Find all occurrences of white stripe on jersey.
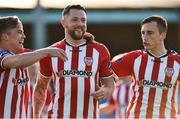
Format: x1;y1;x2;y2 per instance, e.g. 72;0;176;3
15;70;22;118
152;57;167;118
165;60;179;117
139;55;154;117
129;55;142;118
4;69;16;117
51;57;59;118
133;55;141;100
174;61;180;110
173;61;180;83
76;46;86;117
27;80;32;118
63;45;72;117
52;57;58;75
88;48;99;118
0;71;5;88
120;84;130;118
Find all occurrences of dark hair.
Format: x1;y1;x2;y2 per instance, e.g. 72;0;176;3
62;5;87;17
141;15;168;33
0;16;21;35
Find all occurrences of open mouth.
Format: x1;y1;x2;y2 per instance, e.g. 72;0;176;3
143;42;149;46
75;28;82;32
19;41;24;45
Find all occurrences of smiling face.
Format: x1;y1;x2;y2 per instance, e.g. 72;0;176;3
4;22;26;53
62;9;87;40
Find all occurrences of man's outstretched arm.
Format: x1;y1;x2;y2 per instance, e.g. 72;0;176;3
2;48;67;68
33;74;51;118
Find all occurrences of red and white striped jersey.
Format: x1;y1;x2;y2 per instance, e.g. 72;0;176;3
108;82;131;118
27;83;33;118
39;39;113;118
111;49;180;118
0;49;30;118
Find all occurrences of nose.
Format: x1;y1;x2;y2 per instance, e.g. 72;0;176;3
76;19;84;26
141;34;148;42
22;33;26;39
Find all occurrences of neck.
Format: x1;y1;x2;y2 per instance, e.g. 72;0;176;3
148;45;167;57
65;35;85;47
0;43;17;54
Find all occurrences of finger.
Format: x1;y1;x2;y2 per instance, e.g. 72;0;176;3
58;53;67;61
58;49;68;61
60;52;68;61
83;32;95;41
95;94;104;101
91;90;104;98
95;84;100;91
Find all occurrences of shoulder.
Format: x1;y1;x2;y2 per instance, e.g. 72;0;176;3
128;49;145;56
168;49;180;63
51;39;65;48
0;49;12;57
168;49;179;56
112;50;144;62
88;41;109;51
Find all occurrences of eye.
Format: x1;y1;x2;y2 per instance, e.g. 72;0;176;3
81;18;86;23
72;18;78;22
18;30;23;34
141;31;145;35
147;31;153;35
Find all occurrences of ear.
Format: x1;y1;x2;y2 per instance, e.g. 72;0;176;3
160;32;167;41
1;33;8;41
60;19;65;28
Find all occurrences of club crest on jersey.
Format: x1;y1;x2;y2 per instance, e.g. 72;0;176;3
84;57;93;66
164;67;174;77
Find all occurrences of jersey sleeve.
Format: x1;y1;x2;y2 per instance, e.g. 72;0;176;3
108;95;115;105
0;50;12;71
111;52;135;77
99;45;113;78
39;57;53;77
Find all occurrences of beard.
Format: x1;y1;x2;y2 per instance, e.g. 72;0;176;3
68;27;86;40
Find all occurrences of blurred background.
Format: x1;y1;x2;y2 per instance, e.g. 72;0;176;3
0;0;179;58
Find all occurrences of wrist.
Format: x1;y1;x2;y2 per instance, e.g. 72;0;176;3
33;112;41;118
36;48;49;58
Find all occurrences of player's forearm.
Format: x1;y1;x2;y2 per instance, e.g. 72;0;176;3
2;48;50;68
33;76;51;118
33;92;46;118
102;77;115;98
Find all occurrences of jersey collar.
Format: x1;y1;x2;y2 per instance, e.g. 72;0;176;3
64;39;88;47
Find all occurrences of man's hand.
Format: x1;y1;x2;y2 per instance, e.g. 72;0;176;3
83;32;95;41
91;84;108;101
40;48;68;61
